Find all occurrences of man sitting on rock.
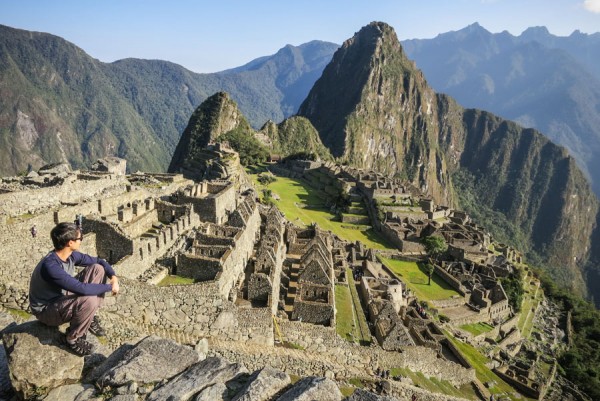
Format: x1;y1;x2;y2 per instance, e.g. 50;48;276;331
28;222;119;356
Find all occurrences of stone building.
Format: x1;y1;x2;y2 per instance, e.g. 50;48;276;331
248;207;286;313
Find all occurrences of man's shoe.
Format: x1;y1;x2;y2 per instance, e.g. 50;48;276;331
67;336;93;356
89;316;106;337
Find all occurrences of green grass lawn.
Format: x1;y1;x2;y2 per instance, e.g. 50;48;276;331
444;331;532;400
335;284;355;341
460;322;494;336
157;275;195;286
390;367;477;399
518;278;542;339
378;257;461;301
335;270;371;344
252;174;392;249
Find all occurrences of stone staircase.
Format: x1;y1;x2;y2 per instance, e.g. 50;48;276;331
284;264;300;317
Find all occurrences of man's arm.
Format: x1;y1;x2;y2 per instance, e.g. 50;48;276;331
40;259;112;296
72;251;116;277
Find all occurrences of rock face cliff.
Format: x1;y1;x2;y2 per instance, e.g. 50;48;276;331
298;22;454;205
299;22;600;296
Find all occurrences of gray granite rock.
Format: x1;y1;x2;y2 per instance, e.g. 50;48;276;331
231;366;291;401
44;384;95;401
97;336;201;387
1;321;84;399
147;356;248;401
193;382;228;401
276;376;342;401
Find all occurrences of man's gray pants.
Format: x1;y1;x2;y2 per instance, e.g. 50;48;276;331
34;264;106;341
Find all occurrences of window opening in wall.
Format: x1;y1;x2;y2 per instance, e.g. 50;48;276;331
148;243;151;254
139;248;143;260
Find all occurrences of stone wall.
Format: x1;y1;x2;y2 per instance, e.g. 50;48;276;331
177;253;223;281
85;219;133;265
178;181;236;224
434;265;467;296
105;278;273;345
119;208;158;238
0;173;129;217
177;205;260;299
114;213;200;279
276;320;475;386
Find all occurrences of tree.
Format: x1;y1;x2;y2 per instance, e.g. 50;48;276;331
424;263;435;285
422;236;448;259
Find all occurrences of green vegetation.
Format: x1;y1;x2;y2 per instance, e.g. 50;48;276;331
422;235;448;258
4;307;32;320
460;322;494;336
335;272;371;344
265;116;333;161
378;257;460;301
157;275;195;286
335;284;355;341
389;367;477;399
444;332;521;399
540;273;600;400
251;174;391;249
500;270;525;312
218;127;269;166
257;172;276;185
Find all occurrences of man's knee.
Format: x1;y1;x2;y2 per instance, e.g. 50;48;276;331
76;295;101;316
80;263;106;284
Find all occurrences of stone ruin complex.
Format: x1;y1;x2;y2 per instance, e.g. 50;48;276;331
0;154;572;400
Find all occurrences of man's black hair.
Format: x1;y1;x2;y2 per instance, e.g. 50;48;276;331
50;222;80;250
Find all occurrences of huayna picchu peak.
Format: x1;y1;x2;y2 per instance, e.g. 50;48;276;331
298;22;454;206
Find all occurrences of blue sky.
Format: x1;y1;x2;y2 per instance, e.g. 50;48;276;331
1;0;599;73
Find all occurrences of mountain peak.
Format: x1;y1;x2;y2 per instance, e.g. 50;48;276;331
167;91;250;176
520;26;551;40
298;21;451;204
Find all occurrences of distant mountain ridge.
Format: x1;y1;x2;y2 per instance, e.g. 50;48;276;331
402;23;600;196
0;23;338;175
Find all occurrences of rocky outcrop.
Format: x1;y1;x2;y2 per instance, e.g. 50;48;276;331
257;116;333;160
277;376;342;401
1;321;84;399
1;320;455;401
231;366;290;401
168;92;253;177
95;336;201;387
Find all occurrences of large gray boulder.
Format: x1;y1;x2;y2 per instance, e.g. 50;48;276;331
97;335;201;387
147;356;248;401
1;321;84;399
43;383;96;401
276;376;342;401
231;366;291;401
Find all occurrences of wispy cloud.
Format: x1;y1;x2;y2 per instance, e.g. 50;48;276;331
583;0;600;13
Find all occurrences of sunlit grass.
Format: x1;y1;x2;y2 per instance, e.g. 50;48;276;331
460;322;494;336
251;173;393;249
378;257;460;301
444;331;530;400
157;275;195;286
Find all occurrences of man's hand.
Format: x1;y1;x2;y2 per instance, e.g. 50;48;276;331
110;276;120;296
